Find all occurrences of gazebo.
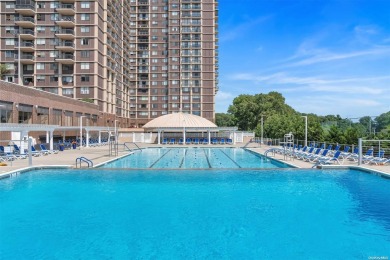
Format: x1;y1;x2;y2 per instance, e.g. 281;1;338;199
143;112;238;144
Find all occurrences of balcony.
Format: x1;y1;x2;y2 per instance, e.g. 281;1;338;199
138;0;149;5
55;41;75;51
55;29;75;40
15;4;35;16
19;29;35;40
55;16;75;27
19;54;35;64
55;54;74;64
15;17;35;28
55;4;75;15
15;42;35;52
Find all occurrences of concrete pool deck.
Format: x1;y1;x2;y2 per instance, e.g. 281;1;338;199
1;143;389;176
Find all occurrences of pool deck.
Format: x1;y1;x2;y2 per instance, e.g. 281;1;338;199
1;142;389;177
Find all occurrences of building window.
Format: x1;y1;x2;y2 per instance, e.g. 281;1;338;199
37;2;45;8
5;51;14;58
52;109;62;125
51;14;59;21
36;63;45;70
37;75;46;82
81;63;90;69
81;26;90;33
81;50;90;57
5;39;15;45
81;1;90;8
36;39;46;45
81;75;90;82
50;2;60;8
62;88;74;95
18;105;33;124
80;87;89;94
81;14;90;21
0;102;13;123
81;38;89;45
50;76;59;82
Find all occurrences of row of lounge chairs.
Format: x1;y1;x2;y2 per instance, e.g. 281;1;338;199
162;138;233;145
272;143;390;167
0;144;58;162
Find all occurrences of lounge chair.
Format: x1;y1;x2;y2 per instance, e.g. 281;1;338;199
302;148;322;161
185;138;192;145
169;138;175;144
296;147;315;160
31;146;48;156
193;138;199;145
211;138;218;144
178;138;184;145
220;138;226;145
40;144;59;154
226;138;233;145
203;138;209;144
309;149;329;162
162;138;168;145
365;150;385;165
313;151;342;167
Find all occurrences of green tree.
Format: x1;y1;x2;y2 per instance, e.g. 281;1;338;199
375;111;390;132
215;113;235;127
0;64;10;79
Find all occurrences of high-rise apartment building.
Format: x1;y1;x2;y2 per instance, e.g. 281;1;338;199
0;0;218;127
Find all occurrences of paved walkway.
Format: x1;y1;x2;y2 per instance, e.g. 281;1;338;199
1;143;389;176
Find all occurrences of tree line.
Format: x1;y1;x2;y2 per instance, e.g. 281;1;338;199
216;92;390;144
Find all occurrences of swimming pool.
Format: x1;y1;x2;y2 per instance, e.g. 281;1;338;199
0;168;389;259
101;148;289;169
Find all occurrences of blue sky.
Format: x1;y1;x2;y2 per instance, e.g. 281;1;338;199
216;0;390;118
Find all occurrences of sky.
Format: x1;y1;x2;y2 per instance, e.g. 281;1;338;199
216;0;390;118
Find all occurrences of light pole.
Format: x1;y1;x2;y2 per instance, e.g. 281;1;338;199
114;119;119;143
301;116;308;147
79;116;86;149
261;115;264;145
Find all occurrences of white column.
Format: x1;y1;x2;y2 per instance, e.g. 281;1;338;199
208;130;211;145
233;131;236;144
63;131;65;143
183;128;186;144
86;131;90;147
46;131;50;144
98;131;101;144
50;131;54;150
157;130;161;144
20;131;28;154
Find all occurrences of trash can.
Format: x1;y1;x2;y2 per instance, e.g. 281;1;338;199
72;143;77;149
59;145;65;152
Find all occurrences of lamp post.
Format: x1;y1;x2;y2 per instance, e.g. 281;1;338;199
79;116;86;149
261;115;264;145
114;119;119;143
301;116;308;147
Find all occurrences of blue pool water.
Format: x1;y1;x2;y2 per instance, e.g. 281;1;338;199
102;148;288;168
1;168;389;259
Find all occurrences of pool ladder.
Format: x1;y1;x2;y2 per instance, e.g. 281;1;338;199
76;157;93;168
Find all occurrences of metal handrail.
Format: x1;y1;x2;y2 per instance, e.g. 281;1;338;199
123;142;141;152
75;156;93;168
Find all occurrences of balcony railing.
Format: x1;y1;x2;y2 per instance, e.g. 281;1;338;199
56;29;74;34
57;4;74;9
19;54;35;59
18;29;34;35
58;54;74;59
15;4;35;10
18;42;35;47
15;17;35;23
58;16;74;22
56;42;75;47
